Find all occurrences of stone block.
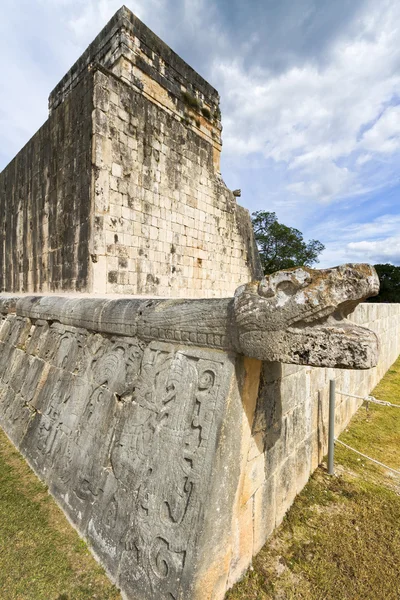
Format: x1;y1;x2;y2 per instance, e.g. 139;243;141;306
253;475;276;554
275;453;297;527
227;497;254;588
253;377;282;435
0;2;397;598
280;368;309;414
247;430;265;461
111;162;123;178
296;435;312;494
241;453;266;505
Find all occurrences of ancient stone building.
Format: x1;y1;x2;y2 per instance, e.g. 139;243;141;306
0;7;396;600
0;6;261;297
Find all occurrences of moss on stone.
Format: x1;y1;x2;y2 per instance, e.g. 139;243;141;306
182;90;201;109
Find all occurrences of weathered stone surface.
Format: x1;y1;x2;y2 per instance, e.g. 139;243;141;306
0;73;93;293
234;263;380;368
0;290;398;600
15;263;380;369
0;7;261;297
0;304;246;600
0;6;393;600
248;301;400;569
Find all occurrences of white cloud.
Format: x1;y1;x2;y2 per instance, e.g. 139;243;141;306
2;0;400;271
356;153;372;166
342;214;400;240
347;237;400;263
314;213;400;267
361;105;400;153
214;0;400;204
67;1;125;40
65;0;163;42
37;0;167;45
0;0;169;169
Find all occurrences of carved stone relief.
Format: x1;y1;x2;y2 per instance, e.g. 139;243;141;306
0;260;382;600
0;315;231;599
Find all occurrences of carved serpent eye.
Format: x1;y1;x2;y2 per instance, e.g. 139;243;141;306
275;280;301;295
258;269;312;298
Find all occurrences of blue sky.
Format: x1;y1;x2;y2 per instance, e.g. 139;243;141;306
1;0;400;268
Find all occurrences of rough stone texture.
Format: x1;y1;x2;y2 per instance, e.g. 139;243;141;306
90;66;260;296
245;301;400;566
0;287;394;600
0;73;93;293
233;263;380;367
10;263;379;369
48;7;220;132
0;299;252;600
0;6;393;599
0;7;262;296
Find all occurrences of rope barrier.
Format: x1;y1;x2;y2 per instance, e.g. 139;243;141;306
328;379;400;477
335;439;400;477
336;390;400;409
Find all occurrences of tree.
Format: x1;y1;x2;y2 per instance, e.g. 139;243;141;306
252;211;325;275
368;264;400;303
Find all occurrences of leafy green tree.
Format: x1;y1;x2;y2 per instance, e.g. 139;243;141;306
368;264;400;303
252;211;325;275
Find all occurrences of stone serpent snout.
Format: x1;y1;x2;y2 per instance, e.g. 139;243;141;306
233;263;380;368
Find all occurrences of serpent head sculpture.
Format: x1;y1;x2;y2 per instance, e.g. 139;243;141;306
233;263;380;368
10;263;380;369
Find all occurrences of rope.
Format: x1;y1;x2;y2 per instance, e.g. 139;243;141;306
335;439;400;477
336;390;400;409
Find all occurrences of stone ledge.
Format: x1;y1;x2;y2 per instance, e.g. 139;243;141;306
0;262;381;368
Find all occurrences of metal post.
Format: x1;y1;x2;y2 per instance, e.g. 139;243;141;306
328;379;336;475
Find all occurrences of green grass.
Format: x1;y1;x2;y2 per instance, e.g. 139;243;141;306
226;356;400;600
0;432;121;600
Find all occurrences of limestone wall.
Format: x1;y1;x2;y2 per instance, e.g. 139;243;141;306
49;7;222;167
240;302;400;569
0;297;398;599
91;68;258;296
0;7;261;297
0;74;93;293
0;295;257;600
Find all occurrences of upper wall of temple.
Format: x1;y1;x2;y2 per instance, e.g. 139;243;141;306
0;6;262;296
0;73;93;293
48;6;222;165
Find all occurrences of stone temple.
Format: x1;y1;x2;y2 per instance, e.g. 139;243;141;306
0;6;261;297
0;6;399;600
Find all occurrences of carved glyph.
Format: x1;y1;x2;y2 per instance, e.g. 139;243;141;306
107;343;227;599
0;311;232;599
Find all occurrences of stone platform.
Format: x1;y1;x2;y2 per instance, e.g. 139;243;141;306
0;262;394;600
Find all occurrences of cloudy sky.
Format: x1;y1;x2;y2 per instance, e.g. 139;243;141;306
1;0;400;268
